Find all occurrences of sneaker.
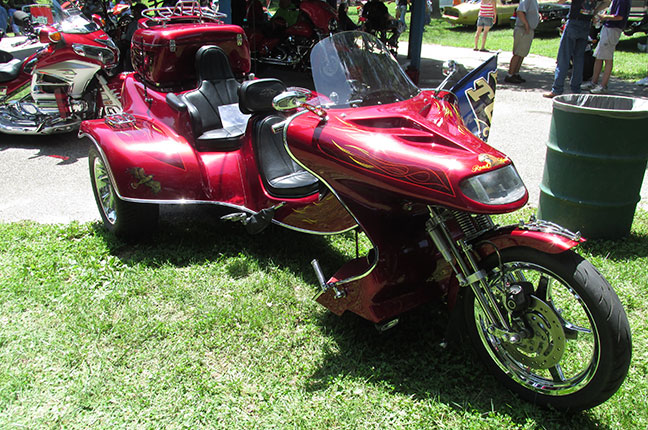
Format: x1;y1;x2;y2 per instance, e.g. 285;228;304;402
581;81;596;90
638;42;647;52
590;84;607;94
514;74;526;83
543;92;558;98
636;77;648;86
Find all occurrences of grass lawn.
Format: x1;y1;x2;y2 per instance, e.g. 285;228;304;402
0;208;646;428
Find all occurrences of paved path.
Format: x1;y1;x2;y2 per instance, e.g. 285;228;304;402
0;42;646;223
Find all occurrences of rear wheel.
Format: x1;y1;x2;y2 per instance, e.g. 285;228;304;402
89;147;159;238
463;247;631;411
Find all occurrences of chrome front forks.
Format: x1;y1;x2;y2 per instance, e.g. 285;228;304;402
425;206;521;343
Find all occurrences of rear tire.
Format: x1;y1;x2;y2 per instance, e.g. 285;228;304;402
463;247;631;411
89;146;159;238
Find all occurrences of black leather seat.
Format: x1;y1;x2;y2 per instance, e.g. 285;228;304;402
0;57;22;83
254;116;319;198
167;45;243;151
238;78;319;198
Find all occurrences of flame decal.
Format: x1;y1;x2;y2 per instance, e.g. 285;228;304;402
329;139;454;196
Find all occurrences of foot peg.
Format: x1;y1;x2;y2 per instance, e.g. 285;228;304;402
221;202;285;235
311;259;346;299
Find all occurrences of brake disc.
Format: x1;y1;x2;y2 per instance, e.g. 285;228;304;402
501;296;566;369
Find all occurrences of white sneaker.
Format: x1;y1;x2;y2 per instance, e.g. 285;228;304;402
581;81;596;90
590;84;607;94
636;77;648;86
638;43;647;52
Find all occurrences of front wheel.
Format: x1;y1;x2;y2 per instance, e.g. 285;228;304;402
89;147;159;238
463;247;631;411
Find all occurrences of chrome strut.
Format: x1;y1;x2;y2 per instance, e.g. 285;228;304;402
426;206;516;338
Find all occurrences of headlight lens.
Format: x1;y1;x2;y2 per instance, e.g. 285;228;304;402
72;43;117;65
460;164;526;205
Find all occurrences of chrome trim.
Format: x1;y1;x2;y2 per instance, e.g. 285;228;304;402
80;130;354;236
280;109;378;288
518;216;582;242
0;110;81;135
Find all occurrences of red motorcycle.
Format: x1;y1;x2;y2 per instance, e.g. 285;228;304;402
80;31;631;411
0;0;121;135
245;0;338;69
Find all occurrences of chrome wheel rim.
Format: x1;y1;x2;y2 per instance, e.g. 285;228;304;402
475;261;600;396
92;155;117;225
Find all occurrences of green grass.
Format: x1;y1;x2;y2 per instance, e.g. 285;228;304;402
0;209;647;428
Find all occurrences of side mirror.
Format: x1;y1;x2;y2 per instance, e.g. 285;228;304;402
272;89;327;120
442;60;457;77
92;14;105;27
272;90;309;111
435;59;459;96
38;26;62;44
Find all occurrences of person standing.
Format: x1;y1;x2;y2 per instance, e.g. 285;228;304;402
544;0;610;98
474;0;497;52
396;0;408;31
504;0;539;83
581;0;630;93
0;1;8;35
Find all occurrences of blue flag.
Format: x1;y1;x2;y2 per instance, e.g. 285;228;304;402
450;54;498;142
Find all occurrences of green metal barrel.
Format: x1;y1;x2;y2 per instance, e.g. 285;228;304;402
538;94;648;239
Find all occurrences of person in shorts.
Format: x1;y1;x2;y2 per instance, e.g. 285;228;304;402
581;0;630;93
505;0;539;83
474;0;496;52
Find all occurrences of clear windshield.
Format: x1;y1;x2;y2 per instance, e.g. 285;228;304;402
25;0;100;34
310;31;420;108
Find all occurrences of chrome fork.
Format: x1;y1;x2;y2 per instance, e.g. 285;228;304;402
425;206;521;343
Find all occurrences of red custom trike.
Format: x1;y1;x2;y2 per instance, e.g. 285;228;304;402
80;26;631;411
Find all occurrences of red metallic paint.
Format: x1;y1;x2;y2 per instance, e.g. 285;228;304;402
285;90;529;215
131;23;250;89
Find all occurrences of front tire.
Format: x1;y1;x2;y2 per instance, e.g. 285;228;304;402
463;247;631;411
89;147;159;238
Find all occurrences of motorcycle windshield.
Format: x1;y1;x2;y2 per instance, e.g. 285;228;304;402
26;0;100;34
310;31;420;108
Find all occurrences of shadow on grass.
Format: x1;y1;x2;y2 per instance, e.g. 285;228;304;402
308;303;610;429
91;204;353;287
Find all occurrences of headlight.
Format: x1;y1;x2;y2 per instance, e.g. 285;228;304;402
460;164;526;205
72;43;118;65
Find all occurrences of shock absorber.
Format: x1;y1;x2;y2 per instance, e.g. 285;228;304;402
425;206;515;337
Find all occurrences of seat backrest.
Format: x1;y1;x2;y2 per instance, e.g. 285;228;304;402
181;45;240;137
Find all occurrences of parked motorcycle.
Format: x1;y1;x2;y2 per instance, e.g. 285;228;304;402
245;0;338;69
0;0;121;135
80;31;631;411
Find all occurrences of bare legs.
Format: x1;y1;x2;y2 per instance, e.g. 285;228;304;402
508;54;523;75
591;59;614;88
474;26;491;50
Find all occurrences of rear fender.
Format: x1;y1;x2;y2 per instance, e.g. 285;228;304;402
80;115;206;202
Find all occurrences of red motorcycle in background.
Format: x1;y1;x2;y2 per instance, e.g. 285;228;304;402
0;0;122;135
79;30;631;411
244;0;338;69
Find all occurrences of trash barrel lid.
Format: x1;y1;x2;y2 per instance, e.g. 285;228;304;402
553;94;648;119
